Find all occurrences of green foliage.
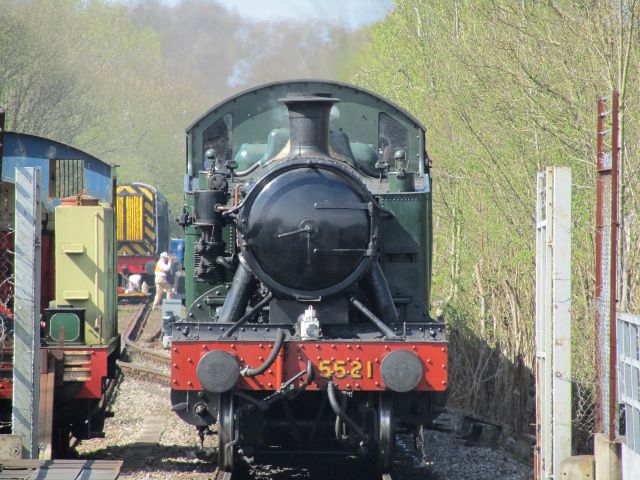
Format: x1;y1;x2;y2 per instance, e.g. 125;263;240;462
0;0;187;220
0;0;363;234
354;0;640;437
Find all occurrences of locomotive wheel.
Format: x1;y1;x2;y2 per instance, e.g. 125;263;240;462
218;392;236;472
377;392;395;474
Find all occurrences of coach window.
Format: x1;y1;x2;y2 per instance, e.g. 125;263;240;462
202;113;233;169
378;112;408;171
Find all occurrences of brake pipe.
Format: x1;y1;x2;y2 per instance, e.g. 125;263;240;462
236;360;314;411
241;328;285;377
327;380;365;439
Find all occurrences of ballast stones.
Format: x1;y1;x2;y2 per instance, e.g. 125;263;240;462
196;350;240;393
380;350;424;392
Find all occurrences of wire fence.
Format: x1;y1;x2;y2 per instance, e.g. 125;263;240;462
0;224;14;431
0;227;14;343
573;375;596;453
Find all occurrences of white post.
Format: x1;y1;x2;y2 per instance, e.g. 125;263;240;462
536;167;572;478
11;166;42;459
535;170;551;478
550;167;572;473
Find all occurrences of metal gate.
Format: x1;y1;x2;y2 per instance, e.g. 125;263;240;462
535;167;572;479
618;311;640;478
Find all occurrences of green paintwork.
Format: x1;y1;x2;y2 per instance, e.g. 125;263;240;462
49;312;82;342
183;80;433;319
184;224;201;307
388;172;416;192
378;191;432;319
234;131;382;174
349;142;378;170
54;204;117;345
235;143;268;170
186;80;426;177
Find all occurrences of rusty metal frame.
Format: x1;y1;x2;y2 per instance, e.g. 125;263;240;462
38;351;57;460
609;92;620;441
595;93;620;441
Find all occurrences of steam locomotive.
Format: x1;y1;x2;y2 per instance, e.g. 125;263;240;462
171;80;447;474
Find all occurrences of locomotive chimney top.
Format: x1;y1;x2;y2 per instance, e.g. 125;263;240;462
280;93;340;158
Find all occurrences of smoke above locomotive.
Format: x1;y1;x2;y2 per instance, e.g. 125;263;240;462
172;80;447;475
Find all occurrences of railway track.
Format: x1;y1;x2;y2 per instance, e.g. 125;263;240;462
113;303;398;480
101;303;528;479
115;300;171;386
114;303;401;480
116;359;170;384
210;468;395;480
212;470;233;480
127;340;171;368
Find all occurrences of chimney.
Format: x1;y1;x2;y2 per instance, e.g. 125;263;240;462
280;93;339;158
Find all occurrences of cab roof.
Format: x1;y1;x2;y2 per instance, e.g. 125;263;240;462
186;79;426;134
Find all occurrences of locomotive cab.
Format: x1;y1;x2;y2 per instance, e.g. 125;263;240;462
172;80;447;474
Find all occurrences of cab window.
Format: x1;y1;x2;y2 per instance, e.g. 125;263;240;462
202;113;233;168
378;113;408;170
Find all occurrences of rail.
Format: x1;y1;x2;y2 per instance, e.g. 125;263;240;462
126;339;171;365
121;301;150;352
116;300;170;385
211;468;393;480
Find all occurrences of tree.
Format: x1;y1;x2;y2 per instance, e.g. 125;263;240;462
354;0;640;443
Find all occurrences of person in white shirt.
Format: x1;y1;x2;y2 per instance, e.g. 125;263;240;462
153;252;173;309
126;273;142;293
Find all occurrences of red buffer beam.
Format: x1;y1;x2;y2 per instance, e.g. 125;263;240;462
172;341;448;392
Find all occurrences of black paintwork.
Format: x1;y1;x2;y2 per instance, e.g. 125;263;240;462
172;320;446;342
241;163;372;296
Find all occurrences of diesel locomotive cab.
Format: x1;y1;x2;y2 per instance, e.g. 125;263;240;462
172;81;447;474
